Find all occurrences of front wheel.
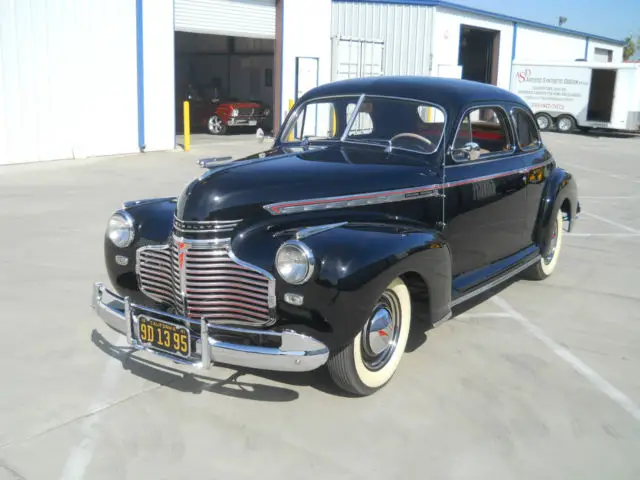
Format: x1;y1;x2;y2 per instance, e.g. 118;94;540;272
327;277;412;396
523;209;564;280
556;115;576;133
207;115;227;135
536;113;553;131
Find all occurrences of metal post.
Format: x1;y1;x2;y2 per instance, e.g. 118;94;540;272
183;100;191;152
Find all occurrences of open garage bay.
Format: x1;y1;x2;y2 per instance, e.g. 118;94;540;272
0;132;639;479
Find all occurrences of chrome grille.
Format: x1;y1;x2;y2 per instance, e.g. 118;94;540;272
136;238;274;327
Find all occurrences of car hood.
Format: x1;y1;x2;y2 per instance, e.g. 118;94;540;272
175;144;441;222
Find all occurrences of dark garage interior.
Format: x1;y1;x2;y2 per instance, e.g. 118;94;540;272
458;25;500;85
174;31;275;135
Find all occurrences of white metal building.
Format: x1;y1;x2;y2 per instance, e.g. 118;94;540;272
0;0;624;166
331;0;624;89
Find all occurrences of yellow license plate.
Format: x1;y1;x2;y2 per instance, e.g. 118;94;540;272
137;315;191;357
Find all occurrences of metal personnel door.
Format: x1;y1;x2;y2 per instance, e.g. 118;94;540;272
332;38;384;81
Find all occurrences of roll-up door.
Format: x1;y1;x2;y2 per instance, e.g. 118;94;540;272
174;0;275;39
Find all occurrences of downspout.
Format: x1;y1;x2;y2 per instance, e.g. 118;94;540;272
509;22;517;90
584;37;590;60
136;0;146;151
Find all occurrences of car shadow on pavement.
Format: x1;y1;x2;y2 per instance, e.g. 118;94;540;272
90;277;523;401
90;329;299;402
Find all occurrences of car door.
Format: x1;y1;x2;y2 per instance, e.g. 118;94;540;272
509;105;551;247
442;104;528;282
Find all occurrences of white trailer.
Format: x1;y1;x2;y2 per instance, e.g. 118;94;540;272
509;60;640;133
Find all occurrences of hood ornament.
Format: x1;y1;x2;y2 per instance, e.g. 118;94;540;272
197;156;234;168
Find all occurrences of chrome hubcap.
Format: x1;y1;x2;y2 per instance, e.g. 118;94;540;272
208;117;222;133
361;291;402;371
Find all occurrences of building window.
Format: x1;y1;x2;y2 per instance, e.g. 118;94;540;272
594;47;613;63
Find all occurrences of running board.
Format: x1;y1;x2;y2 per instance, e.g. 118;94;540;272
450;255;541;308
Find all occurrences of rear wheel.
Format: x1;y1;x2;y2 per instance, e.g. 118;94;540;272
327;277;412;396
524;209;564;280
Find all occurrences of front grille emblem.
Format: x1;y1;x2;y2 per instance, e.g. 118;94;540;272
177;241;189;298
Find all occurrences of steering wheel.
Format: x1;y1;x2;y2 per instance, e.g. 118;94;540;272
389;132;434;147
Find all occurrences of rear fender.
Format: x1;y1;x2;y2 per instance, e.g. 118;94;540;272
535;167;578;256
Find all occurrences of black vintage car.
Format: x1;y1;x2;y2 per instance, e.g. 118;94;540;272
92;76;580;396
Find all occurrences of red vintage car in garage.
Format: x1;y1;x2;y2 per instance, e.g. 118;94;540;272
180;84;271;135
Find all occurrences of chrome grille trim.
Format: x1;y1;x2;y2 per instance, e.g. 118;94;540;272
173;217;242;234
136;235;275;327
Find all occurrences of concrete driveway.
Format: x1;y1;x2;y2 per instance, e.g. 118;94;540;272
0;132;639;480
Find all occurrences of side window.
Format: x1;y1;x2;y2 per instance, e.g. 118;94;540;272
512;108;541;150
452;107;513;162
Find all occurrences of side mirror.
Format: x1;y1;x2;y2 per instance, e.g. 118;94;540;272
451;142;481;162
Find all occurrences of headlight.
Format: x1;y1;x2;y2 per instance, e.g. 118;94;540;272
107;210;135;248
263;108;271;116
231;108;239;117
275;240;315;285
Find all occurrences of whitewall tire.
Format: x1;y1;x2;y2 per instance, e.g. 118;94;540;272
524;209;564;280
327;277;412;396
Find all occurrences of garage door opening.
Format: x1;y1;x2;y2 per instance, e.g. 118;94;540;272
174;32;275;138
458;25;500;85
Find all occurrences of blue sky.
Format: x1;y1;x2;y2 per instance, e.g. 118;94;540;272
449;0;639;42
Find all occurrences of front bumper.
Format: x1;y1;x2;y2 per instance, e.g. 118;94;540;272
228;116;264;127
91;282;329;372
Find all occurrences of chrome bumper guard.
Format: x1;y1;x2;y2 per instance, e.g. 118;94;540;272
91;282;329;372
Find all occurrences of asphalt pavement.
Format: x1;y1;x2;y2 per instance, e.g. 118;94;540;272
0;131;639;480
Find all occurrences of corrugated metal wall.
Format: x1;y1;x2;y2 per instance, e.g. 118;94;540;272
175;0;275;39
0;0;139;165
331;2;434;78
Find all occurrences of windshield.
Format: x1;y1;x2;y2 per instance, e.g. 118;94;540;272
279;94;446;154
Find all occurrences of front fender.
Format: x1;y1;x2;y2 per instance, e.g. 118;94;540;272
104;198;176;303
535;166;578;256
232;222;452;350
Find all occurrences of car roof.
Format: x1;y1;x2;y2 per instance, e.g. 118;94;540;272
298;75;527;113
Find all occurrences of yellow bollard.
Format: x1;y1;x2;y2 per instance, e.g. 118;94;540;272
287;99;295;141
183;100;190;152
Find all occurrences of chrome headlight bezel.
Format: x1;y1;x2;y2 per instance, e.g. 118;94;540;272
106;209;135;248
275;240;315;285
231;108;239;117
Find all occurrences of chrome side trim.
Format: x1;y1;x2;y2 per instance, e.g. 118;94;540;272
263;159;553;216
90;283;329;373
450;255;540;308
264;185;441;215
295;222;348;240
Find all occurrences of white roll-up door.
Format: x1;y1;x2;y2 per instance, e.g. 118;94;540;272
175;0;275;39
